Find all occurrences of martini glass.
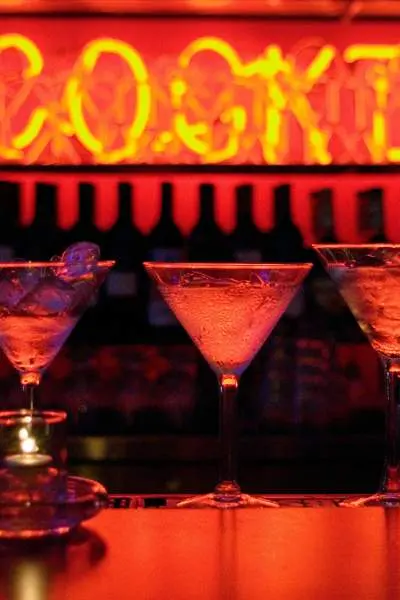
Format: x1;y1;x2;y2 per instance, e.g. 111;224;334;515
0;243;115;537
0;247;114;410
144;262;312;508
314;244;400;507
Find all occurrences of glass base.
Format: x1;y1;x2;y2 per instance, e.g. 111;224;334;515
177;493;279;509
340;492;400;508
0;475;108;539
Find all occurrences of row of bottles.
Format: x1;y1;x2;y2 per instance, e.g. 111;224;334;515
0;179;388;253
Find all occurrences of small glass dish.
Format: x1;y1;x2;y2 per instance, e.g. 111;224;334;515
0;411;107;538
0;475;108;539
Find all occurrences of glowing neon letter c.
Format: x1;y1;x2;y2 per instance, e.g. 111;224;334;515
66;38;151;164
0;34;47;159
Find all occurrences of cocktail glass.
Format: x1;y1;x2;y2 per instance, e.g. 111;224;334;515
0;251;114;410
0;243;115;537
144;262;312;508
314;244;400;507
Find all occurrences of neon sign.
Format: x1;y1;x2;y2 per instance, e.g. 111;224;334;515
2;30;400;165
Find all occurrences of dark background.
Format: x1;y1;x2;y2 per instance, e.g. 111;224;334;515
0;175;388;496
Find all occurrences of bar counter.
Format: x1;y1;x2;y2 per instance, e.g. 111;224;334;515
1;504;400;600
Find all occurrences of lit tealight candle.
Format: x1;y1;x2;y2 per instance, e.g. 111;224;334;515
3;427;52;467
4;453;52;467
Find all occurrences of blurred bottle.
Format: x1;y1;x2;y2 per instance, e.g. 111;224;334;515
258;323;297;432
296;278;355;431
308;187;343;322
186;183;232;430
187;183;232;261
66;183;104;343
257;185;306;432
265;184;305;263
147;182;185;333
344;353;383;433
229;184;263;432
296;188;346;430
311;188;338;243
25;183;64;260
0;181;22;260
293;334;334;431
309;187;365;344
103;182;147;343
230;184;263;263
267;184;306;321
65;183;102;248
358;187;388;242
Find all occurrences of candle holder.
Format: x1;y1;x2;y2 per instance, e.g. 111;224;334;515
0;411;107;539
0;410;67;500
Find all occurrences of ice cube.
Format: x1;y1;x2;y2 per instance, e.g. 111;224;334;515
0;277;24;310
70;280;97;313
58;242;100;282
17;278;75;316
19;266;41;291
0;266;40;311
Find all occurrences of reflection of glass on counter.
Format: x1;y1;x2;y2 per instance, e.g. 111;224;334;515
0;528;106;599
10;560;49;600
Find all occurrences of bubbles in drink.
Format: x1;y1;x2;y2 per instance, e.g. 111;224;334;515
160;281;299;376
331;266;400;358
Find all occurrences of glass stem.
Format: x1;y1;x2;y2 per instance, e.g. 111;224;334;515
23;383;36;413
382;359;400;493
214;374;240;498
